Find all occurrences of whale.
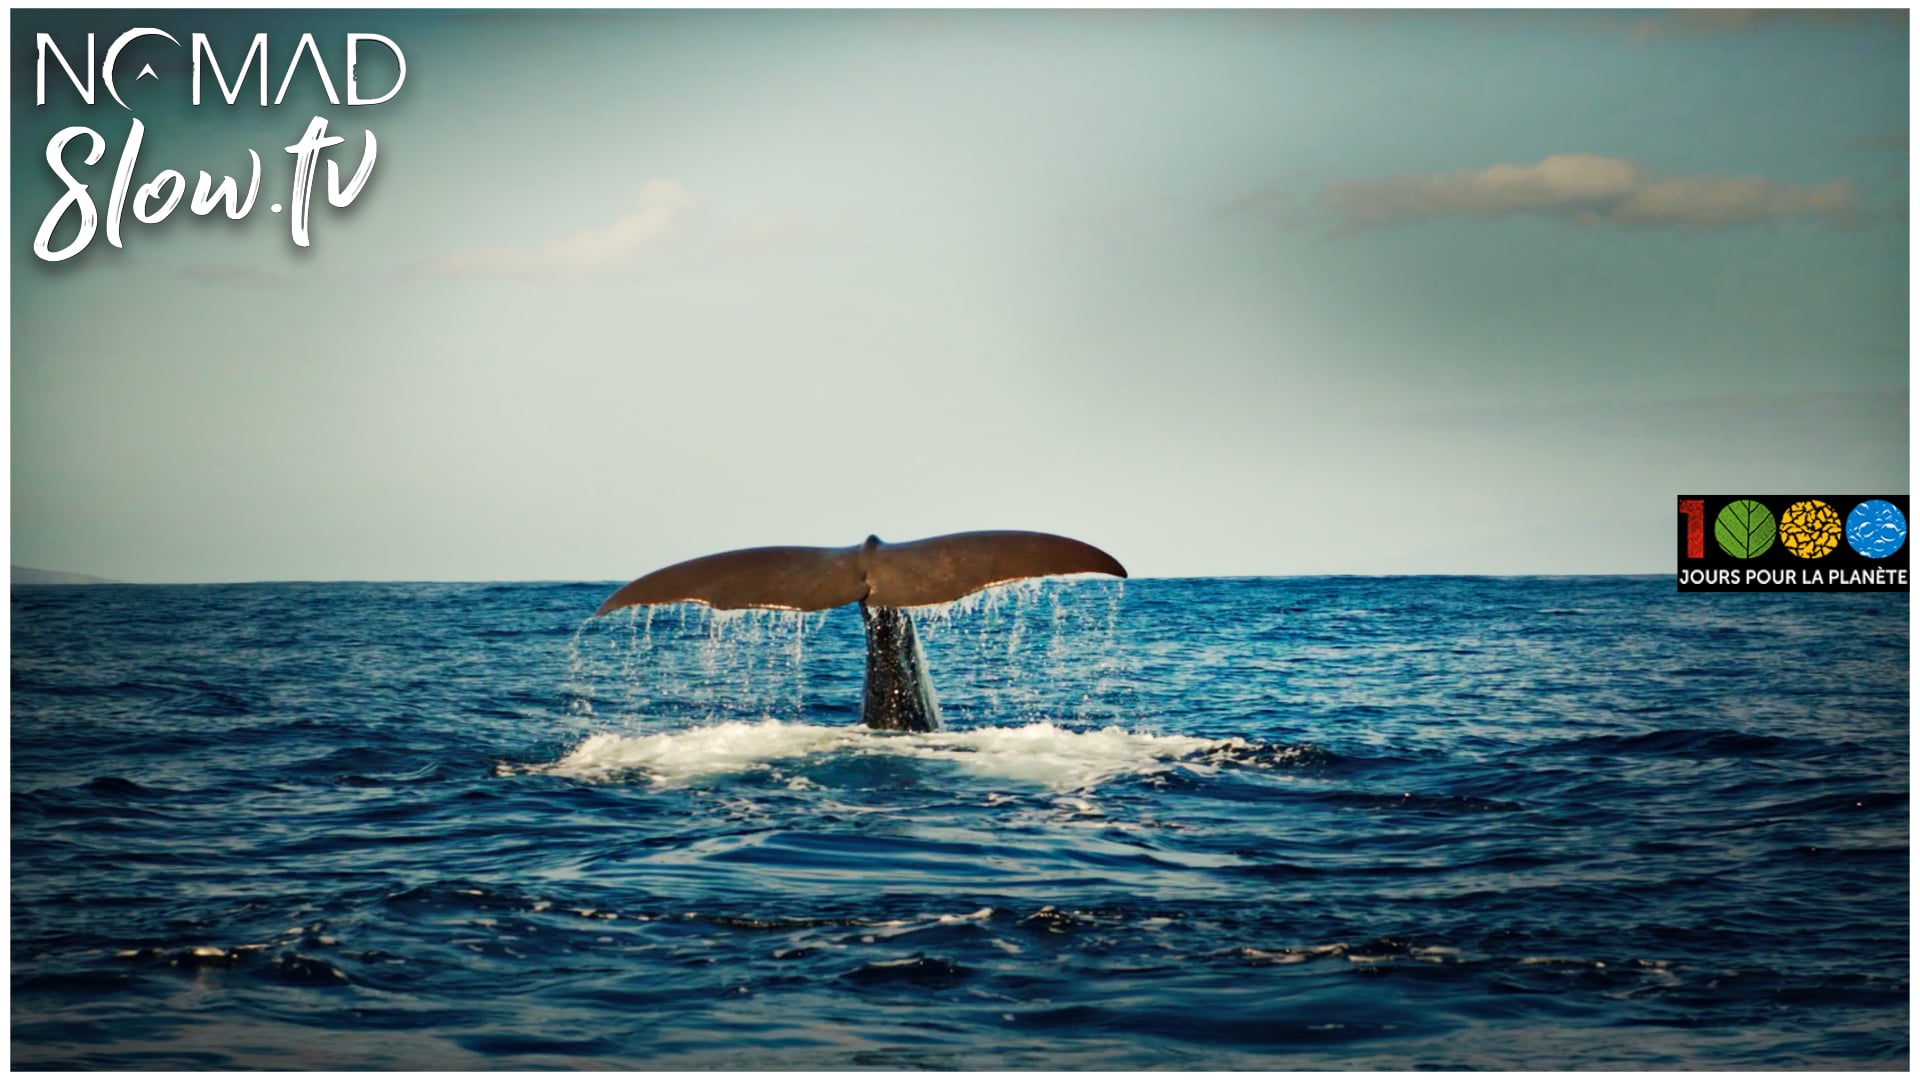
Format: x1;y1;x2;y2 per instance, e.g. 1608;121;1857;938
594;531;1127;732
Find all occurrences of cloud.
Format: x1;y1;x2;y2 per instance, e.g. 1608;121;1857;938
1381;388;1908;436
1214;172;1315;222
418;179;699;279
1624;9;1905;40
174;263;300;289
726;212;853;254
1852;130;1909;151
1321;154;1857;230
1203;9;1905;42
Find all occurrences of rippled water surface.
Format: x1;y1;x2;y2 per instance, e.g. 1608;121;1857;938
11;577;1909;1068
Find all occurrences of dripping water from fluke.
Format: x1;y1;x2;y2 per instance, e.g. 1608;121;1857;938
565;579;1133;737
566;603;828;733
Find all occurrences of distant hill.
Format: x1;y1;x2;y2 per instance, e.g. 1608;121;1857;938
12;566;119;585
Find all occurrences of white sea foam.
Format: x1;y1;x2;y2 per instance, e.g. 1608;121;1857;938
900;722;1221;790
536;720;864;783
528;719;1227;791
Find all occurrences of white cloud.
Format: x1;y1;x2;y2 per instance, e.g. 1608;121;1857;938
1321;154;1857;230
726;212;853;254
1624;9;1904;40
175;263;300;289
419;179;699;278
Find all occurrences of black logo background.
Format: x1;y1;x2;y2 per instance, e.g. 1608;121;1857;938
1677;495;1910;592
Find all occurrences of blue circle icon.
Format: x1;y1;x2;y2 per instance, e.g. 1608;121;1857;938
1845;500;1907;559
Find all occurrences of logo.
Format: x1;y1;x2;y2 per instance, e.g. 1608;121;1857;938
1678;496;1909;591
29;28;404;262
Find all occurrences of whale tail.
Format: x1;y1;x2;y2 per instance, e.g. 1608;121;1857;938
594;530;1126;616
593;530;1126;734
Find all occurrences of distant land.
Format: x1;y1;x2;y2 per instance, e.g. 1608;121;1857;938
12;566;120;585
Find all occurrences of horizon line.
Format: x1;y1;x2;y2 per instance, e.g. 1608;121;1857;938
12;571;1677;588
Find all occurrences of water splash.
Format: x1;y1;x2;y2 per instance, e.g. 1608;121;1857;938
564;603;825;729
911;578;1132;725
520;719;1238;791
562;618;599;720
522;719;862;784
560;578;1134;735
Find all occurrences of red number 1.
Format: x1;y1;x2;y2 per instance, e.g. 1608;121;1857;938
1678;498;1705;559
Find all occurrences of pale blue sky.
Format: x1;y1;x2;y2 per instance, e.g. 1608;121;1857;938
11;10;1909;581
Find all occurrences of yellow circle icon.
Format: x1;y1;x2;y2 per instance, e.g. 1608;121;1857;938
1779;500;1842;559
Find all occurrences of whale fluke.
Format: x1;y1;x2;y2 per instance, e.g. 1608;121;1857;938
593;530;1126;733
861;531;1126;608
594;545;866;615
594;530;1126;616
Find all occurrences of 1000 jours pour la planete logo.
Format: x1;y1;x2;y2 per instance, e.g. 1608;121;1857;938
31;28;403;262
1677;495;1910;592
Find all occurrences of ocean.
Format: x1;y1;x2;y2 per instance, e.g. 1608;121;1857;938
9;576;1909;1069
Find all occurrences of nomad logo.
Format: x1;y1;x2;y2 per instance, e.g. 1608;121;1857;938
30;28;404;261
1677;495;1909;592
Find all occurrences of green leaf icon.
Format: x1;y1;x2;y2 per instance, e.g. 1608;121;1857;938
1714;499;1776;559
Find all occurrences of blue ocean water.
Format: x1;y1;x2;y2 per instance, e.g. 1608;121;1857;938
10;576;1910;1069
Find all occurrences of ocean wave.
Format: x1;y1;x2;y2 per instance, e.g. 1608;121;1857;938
1534;728;1820;759
514;720;1323;792
14;577;1908;1070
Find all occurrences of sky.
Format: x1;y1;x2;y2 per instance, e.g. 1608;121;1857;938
9;9;1910;582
